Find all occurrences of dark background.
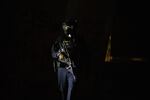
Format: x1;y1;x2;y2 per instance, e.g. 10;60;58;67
2;0;149;100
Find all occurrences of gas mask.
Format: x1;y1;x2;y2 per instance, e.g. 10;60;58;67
62;18;77;48
62;22;74;38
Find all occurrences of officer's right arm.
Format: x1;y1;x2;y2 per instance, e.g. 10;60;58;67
51;42;60;59
51;42;60;72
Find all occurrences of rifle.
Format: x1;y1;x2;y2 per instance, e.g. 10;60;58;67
58;41;76;80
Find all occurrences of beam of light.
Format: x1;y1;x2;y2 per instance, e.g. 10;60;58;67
129;58;144;61
111;57;145;62
105;33;112;62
